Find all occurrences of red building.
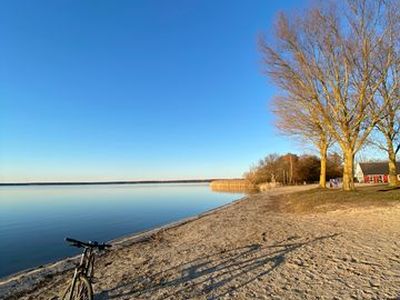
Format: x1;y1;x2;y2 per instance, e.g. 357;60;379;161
355;162;400;184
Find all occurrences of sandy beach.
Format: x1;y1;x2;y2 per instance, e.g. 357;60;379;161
1;185;400;299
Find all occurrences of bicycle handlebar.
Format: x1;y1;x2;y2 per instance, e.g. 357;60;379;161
65;237;112;250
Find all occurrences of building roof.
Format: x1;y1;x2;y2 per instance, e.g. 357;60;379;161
358;162;400;175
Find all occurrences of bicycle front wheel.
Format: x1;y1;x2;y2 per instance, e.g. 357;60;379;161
61;274;93;300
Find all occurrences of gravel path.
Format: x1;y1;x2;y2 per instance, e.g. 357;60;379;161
2;186;400;299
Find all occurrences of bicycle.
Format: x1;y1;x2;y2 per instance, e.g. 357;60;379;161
61;237;112;300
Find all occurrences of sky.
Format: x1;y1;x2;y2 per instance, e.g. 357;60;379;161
0;0;310;182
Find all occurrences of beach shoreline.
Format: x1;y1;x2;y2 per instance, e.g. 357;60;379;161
0;191;247;299
2;184;400;299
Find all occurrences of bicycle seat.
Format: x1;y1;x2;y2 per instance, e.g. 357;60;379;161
65;237;112;250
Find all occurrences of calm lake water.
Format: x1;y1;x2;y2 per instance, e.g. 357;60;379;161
0;183;242;278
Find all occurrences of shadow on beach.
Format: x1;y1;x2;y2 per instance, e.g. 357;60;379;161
96;233;340;300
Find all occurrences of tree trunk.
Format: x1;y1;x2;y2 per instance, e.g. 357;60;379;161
319;140;328;188
342;148;355;191
386;138;399;186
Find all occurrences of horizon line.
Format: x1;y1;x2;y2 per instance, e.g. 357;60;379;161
0;178;242;186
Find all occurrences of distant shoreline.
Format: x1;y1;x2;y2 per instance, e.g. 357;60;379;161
0;179;239;187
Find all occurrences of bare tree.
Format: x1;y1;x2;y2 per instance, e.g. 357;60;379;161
244;154;282;185
244;152;342;186
368;2;400;186
260;0;395;190
272;95;332;188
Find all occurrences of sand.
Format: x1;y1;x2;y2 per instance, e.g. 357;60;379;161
1;185;400;299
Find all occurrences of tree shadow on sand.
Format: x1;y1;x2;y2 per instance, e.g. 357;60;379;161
97;233;340;300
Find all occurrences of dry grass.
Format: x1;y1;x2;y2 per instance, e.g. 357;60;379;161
271;184;400;214
209;179;256;193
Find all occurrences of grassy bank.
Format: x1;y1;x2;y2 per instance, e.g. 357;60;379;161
273;185;400;213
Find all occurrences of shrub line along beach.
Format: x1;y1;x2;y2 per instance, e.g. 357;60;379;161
2;184;400;299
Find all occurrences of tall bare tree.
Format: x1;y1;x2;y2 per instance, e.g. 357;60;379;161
368;2;400;186
260;0;395;190
272;95;332;188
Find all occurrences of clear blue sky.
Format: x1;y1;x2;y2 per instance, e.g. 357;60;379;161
0;0;308;182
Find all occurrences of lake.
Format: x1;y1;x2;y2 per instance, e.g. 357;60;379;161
0;183;242;278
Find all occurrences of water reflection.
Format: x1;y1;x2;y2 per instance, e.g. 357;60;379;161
0;184;242;278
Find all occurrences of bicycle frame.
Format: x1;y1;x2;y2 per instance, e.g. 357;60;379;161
62;237;111;300
66;248;95;300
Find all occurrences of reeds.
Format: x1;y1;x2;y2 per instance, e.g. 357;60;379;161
209;179;257;193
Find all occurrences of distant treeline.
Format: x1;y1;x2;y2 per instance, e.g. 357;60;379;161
0;179;218;186
244;153;342;186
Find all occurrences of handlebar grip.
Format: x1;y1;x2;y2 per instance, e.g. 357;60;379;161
65;237;81;244
65;237;87;248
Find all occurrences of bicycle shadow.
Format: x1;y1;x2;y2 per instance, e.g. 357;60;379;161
96;233;340;300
